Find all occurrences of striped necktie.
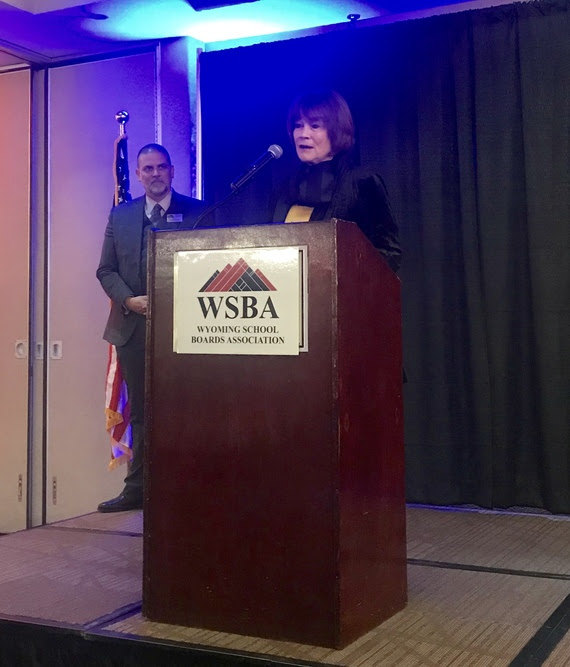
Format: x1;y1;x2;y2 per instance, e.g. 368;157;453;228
150;203;163;224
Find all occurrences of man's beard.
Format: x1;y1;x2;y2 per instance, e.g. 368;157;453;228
150;181;167;195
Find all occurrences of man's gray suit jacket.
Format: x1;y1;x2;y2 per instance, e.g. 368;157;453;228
96;190;207;347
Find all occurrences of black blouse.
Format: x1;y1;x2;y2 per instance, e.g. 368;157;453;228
272;152;401;272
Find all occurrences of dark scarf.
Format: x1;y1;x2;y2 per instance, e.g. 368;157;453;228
295;159;336;207
273;152;353;222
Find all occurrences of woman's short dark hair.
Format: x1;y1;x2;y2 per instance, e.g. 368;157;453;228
287;90;355;155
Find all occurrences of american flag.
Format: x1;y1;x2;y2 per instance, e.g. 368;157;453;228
105;343;132;469
113;134;132;207
106;132;132;469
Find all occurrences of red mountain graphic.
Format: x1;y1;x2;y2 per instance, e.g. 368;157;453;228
199;258;276;292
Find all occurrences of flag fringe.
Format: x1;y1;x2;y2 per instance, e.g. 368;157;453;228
108;451;132;471
105;407;123;431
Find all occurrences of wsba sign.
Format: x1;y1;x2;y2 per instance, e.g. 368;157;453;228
173;247;303;355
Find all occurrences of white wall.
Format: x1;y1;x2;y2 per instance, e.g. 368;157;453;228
0;39;201;529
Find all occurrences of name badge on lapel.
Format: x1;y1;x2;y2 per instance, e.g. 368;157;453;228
166;214;183;223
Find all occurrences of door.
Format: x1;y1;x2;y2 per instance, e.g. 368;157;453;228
0;68;30;533
47;52;157;520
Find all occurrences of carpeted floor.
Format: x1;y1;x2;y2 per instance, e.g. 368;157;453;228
0;512;142;626
1;506;569;666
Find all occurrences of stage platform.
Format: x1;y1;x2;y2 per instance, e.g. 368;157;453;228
1;506;569;666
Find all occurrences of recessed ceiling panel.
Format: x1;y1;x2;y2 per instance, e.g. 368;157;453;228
0;0;518;62
79;0;386;43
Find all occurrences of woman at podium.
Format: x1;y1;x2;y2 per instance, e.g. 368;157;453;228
271;89;401;272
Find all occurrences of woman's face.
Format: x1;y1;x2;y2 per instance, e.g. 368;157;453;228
293;117;334;165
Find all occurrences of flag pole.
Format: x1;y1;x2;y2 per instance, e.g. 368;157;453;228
116;109;128;136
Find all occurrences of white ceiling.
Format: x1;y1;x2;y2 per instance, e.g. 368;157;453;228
0;0;520;67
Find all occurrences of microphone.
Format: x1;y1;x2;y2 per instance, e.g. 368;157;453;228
189;144;283;230
230;144;283;192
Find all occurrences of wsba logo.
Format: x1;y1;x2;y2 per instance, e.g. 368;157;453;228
197;258;278;320
174;247;299;354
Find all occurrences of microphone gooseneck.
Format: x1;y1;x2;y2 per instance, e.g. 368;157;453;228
230;144;283;192
190;144;283;230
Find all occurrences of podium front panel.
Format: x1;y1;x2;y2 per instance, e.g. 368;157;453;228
143;221;406;648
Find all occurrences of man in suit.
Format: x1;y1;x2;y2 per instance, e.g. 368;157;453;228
96;143;207;512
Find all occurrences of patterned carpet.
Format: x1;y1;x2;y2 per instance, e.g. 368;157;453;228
1;507;569;666
0;511;142;625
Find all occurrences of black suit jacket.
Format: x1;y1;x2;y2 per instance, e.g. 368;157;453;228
272;153;401;272
96;190;207;346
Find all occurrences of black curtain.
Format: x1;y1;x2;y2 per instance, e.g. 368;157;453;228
200;0;570;513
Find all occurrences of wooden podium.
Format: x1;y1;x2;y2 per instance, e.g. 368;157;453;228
143;220;407;649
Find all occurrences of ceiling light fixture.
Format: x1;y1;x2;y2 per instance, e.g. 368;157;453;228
185;0;259;10
80;4;108;20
